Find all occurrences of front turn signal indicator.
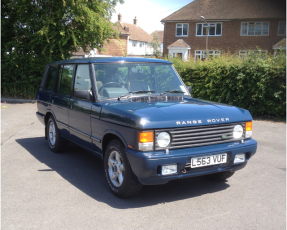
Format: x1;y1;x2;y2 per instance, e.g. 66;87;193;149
139;132;154;143
246;122;252;131
138;131;154;151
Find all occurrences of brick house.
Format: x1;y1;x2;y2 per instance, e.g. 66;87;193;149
161;0;286;60
72;14;153;57
112;14;153;56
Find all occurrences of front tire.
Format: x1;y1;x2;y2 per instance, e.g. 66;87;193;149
47;116;67;153
205;170;235;181
104;139;142;198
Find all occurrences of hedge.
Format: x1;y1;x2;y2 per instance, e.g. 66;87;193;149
1;51;286;118
169;52;286;118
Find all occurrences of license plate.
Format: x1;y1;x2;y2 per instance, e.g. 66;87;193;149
191;153;227;168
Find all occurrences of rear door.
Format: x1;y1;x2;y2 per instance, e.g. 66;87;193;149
51;64;75;138
68;64;93;150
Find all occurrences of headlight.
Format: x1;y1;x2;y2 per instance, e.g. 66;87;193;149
157;132;171;147
233;125;243;139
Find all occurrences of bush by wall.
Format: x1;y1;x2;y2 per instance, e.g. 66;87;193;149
169;52;286;118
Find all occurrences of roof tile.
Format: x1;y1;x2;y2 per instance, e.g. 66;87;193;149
151;31;164;43
273;38;286;48
168;39;191;48
115;21;153;42
162;0;286;21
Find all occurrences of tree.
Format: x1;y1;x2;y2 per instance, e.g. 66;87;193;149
148;34;161;57
1;0;123;98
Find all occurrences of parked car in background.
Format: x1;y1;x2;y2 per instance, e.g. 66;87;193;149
36;57;257;198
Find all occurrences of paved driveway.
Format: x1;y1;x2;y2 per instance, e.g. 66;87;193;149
2;103;286;229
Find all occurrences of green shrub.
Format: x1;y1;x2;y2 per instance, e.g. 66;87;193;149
168;52;286;118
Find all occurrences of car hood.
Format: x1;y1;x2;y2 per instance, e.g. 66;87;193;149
99;97;252;129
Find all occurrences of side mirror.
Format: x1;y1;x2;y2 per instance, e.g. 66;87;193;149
74;90;93;101
187;86;192;94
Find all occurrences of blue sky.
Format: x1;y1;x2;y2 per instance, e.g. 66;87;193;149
111;0;193;34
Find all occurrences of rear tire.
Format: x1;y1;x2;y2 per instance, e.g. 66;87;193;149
104;139;142;198
47;116;67;153
205;171;235;181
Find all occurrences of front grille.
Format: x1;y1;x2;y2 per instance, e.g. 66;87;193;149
155;122;246;150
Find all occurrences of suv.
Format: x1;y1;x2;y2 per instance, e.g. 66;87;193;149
36;57;257;198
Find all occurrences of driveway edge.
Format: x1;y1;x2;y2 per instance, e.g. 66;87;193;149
1;98;37;104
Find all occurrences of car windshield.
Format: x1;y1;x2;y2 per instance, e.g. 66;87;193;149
93;63;188;100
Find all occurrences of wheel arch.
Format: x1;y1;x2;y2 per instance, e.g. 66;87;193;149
102;130;127;160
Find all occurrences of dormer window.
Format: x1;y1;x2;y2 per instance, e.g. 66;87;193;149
176;24;188;36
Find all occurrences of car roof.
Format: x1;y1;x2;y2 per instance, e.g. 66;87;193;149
48;57;172;65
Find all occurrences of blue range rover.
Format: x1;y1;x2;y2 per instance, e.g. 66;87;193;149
36;57;257;198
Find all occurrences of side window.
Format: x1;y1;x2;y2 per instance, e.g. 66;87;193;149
74;65;91;97
57;65;74;96
45;66;58;92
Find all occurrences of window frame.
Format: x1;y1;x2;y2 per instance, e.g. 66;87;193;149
72;64;93;101
44;65;59;92
194;50;221;60
238;50;267;58
176;23;189;37
240;22;270;36
196;23;222;36
56;64;75;97
278;21;286;35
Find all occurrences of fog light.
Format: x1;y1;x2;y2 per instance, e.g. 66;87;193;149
162;164;177;175
234;154;245;164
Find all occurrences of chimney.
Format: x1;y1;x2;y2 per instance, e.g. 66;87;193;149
118;13;122;22
133;16;138;25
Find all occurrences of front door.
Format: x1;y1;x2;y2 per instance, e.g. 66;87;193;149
177;53;183;59
68;64;93;150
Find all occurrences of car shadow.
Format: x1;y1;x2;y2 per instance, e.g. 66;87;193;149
16;137;230;209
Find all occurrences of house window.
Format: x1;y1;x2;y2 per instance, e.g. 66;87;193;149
195;50;221;60
196;23;222;36
241;22;269;36
239;50;267;57
132;42;137;47
176;24;188;36
278;21;286;35
139;43;143;48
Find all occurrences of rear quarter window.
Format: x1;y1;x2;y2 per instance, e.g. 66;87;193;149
45;66;58;92
57;65;74;96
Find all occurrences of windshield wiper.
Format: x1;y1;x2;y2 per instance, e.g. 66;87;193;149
118;90;155;100
160;90;185;95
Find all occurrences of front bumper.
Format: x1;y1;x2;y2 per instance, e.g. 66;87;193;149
126;139;257;185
